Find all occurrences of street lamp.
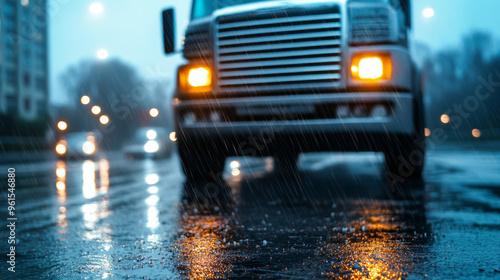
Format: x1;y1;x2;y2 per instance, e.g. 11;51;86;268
440;114;450;124
149;108;159;118
100;115;109;125
91;106;101;115
472;129;481;138
57;121;68;131
97;49;108;60
89;2;104;15
422;8;434;18
81;95;90;105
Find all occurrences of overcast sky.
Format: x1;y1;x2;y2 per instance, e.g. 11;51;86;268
49;0;500;105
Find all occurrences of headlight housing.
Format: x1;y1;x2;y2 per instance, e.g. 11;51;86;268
351;53;392;81
349;3;398;44
179;65;212;93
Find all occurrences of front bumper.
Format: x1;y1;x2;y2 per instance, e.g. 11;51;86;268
174;92;414;136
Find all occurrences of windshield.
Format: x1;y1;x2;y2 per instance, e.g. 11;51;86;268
192;0;270;19
192;0;394;19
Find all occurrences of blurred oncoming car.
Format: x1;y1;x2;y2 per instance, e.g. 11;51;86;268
55;132;100;159
123;127;173;159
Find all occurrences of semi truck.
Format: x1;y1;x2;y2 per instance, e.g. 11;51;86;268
162;0;425;181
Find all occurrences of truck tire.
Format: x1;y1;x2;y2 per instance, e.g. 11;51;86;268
178;136;227;181
384;97;426;179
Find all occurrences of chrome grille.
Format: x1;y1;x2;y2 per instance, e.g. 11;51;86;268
215;5;342;94
350;7;391;44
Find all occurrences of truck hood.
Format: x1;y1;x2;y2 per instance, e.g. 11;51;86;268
214;0;346;18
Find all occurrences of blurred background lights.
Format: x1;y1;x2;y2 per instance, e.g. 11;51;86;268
57;121;68;131
96;49;108;60
81;95;90;105
440;114;450;124
425;128;431;137
472;129;481;138
145;174;159;185
99;115;109;125
149;108;159;118
422;8;435;18
91;106;101;115
169;132;177;142
89;2;104;14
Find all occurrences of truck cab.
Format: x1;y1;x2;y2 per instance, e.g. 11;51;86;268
162;0;425;181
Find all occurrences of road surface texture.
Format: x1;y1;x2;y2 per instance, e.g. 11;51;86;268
1;143;499;279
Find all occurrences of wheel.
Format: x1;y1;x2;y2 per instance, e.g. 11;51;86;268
384;89;426;179
177;135;227;181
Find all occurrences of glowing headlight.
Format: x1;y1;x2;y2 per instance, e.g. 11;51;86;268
147;129;157;140
351;54;391;81
55;143;67;155
144;141;159;153
82;141;96;155
179;65;212;93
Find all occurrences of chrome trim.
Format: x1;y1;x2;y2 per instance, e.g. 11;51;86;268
175;93;414;135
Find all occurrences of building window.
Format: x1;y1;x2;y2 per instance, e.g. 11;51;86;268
6;70;18;86
35;56;46;69
36;76;46;90
24;98;31;112
24;73;31;87
4;46;16;63
6;95;18;114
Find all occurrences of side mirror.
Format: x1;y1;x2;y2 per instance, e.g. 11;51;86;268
400;0;411;28
162;8;175;54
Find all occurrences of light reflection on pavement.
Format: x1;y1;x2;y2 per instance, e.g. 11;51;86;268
1;148;499;279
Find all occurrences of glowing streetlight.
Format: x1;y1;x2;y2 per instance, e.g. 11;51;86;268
57;121;68;131
472;129;481;138
422;8;434;18
81;95;90;105
97;49;108;60
440;114;450;124
424;128;431;137
149;108;159;118
91;105;101;115
100;115;109;125
89;2;104;15
169;131;177;142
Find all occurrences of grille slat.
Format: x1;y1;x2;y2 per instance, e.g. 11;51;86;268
219;39;341;54
219;65;341;78
216;5;342;93
218;48;341;62
218;13;341;30
219;74;342;86
219;65;340;78
218;22;341;39
218;31;341;47
219;56;341;70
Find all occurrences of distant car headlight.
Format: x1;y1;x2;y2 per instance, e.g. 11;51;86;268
82;141;96;155
349;3;397;44
147;129;157;140
144;140;159;153
55;143;67;155
351;54;392;81
179;65;212;93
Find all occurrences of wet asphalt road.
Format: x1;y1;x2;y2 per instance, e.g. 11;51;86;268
1;143;500;279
